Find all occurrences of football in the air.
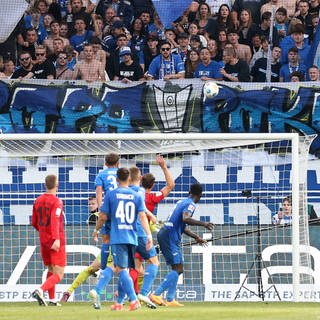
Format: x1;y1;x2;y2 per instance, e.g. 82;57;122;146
203;81;219;98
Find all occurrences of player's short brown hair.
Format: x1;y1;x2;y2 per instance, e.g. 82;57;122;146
45;174;58;190
129;166;141;183
105;153;120;166
117;167;130;182
142;173;155;189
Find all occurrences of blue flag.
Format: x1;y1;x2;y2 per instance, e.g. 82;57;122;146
151;0;192;29
306;17;320;69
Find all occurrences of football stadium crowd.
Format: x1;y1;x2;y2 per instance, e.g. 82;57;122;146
0;0;319;82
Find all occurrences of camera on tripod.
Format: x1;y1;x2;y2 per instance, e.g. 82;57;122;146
236;188;281;301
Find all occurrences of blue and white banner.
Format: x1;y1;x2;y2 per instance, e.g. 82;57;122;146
1;80;320;152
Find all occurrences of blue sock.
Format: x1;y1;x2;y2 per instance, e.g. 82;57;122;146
140;264;158;296
154;270;179;296
166;271;179;302
100;243;110;270
117;279;126;304
95;266;113;295
119;270;137;302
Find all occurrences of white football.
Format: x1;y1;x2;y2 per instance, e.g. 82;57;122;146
203;81;219;98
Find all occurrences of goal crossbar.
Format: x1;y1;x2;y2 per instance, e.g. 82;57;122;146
0;133;300;157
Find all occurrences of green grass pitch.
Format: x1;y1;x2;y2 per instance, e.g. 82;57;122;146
1;302;320;320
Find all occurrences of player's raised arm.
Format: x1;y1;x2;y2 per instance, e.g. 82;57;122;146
156;155;175;197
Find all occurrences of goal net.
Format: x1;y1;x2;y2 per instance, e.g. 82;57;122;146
0;133;315;302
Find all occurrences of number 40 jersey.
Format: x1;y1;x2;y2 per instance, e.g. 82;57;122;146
101;186;145;246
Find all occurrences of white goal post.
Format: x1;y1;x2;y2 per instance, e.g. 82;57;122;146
0;133;315;302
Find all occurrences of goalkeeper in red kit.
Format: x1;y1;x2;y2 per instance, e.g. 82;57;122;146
31;174;66;306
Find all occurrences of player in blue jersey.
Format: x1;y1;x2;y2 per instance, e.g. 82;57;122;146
89;167;153;311
129;166;158;309
61;154;119;303
93;153;119;270
150;183;213;307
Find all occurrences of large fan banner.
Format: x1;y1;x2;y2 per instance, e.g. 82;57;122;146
0;79;320;153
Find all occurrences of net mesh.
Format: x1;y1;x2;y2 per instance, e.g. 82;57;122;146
0;133;314;302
